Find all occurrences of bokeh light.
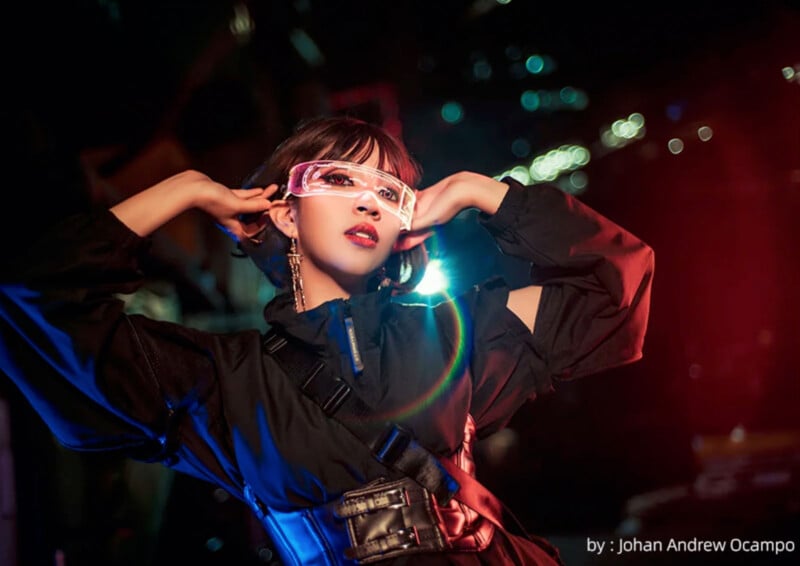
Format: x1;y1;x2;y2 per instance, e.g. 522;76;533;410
440;101;464;124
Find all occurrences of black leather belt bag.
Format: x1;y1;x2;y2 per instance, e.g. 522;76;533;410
334;476;448;563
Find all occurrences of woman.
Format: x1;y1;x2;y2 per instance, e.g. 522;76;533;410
0;116;654;564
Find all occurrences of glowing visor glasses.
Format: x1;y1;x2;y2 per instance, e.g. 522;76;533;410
284;160;416;230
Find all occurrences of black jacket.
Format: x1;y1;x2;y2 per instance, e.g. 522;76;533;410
0;179;654;563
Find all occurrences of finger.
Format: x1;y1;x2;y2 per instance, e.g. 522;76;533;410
238;199;273;215
230;188;266;198
236;196;273;224
241;199;273;228
232;183;280;195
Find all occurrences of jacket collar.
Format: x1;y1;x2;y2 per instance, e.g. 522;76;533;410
263;288;394;356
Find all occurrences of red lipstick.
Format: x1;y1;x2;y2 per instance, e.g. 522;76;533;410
344;223;379;248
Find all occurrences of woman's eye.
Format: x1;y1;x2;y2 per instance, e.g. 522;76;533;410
321;173;353;186
377;186;399;202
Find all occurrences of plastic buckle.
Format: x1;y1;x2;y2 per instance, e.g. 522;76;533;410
374;425;412;465
320;378;351;416
263;332;287;354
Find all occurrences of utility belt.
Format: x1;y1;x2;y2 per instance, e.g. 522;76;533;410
245;475;491;565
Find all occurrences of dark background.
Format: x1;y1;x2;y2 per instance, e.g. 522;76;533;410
2;1;799;565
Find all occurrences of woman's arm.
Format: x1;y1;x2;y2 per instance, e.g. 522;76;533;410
416;170;654;381
411;172;544;331
480;177;654;377
1;208;174;453
419;171;654;435
0;171;273;455
110;169;274;238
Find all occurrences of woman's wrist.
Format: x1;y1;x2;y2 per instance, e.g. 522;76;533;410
111;170;212;236
188;175;226;212
456;172;509;215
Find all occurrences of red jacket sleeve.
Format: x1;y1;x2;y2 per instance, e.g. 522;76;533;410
481;178;655;382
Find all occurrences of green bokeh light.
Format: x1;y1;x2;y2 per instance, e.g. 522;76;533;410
441;101;464;124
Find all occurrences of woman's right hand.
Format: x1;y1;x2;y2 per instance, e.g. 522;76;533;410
111;170;277;239
195;178;280;243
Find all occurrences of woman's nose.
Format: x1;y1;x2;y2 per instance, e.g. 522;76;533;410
353;192;381;220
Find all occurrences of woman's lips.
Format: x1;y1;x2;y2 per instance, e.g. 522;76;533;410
345;223;379;248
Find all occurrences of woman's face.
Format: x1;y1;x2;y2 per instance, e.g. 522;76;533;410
293;148;406;287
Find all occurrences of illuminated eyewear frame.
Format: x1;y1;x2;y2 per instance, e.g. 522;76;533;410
284;160;416;230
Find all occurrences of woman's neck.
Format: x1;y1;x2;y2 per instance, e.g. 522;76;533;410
298;261;368;312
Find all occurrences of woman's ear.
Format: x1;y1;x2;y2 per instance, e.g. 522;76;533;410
268;200;298;239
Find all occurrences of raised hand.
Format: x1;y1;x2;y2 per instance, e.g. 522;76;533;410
410;171;509;232
204;184;280;243
111;170;277;239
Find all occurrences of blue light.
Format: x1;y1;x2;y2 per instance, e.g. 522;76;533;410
206;537;224;552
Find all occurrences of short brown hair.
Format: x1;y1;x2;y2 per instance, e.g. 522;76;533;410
238;116;427;294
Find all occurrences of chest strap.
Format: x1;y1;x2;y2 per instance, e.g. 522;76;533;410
263;329;459;506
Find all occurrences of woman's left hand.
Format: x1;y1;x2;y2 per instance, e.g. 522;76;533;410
410;171;509;231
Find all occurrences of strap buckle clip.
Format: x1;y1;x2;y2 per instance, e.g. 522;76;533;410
394;527;419;549
374;424;412;465
384;487;409;509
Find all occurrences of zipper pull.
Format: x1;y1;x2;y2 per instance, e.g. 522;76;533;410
343;315;364;376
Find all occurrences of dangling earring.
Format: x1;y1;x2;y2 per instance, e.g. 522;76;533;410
288;238;306;312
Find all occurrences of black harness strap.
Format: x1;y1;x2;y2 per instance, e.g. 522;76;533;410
263;329;459;505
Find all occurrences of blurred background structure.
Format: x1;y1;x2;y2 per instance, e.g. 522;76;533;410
1;1;799;565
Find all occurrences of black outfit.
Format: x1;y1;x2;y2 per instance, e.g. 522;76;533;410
0;180;654;564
